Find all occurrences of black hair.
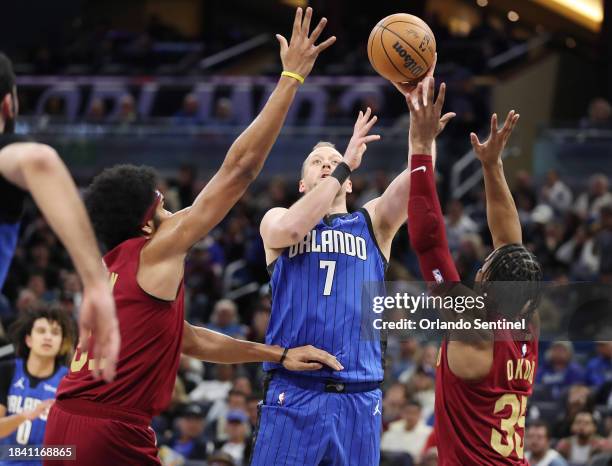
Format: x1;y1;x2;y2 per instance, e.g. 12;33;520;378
481;244;542;319
85;164;158;251
527;420;551;438
0;52;15;98
8;307;77;366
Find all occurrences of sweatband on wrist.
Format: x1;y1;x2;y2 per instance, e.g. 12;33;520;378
281;71;305;84
279;347;289;364
331;162;352;185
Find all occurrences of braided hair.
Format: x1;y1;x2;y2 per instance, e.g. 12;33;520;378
481;244;543;319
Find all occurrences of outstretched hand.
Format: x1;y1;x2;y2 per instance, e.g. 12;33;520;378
342;107;381;171
406;77;455;152
470;110;520;166
277;7;336;80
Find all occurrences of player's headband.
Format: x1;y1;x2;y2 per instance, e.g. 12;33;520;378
141;190;162;228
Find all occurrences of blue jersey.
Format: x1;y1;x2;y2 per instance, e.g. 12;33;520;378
0;135;29;289
264;209;386;382
0;359;67;466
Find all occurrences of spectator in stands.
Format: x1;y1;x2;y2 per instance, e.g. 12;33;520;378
553;385;593;438
557;411;602;465
207;450;235;466
189;364;235;403
586;343;612;388
115;94;137;127
536;341;585;400
514;170;538;213
455;233;486;285
555;225;599;280
174;93;201;126
581;97;612;129
540;170;573;214
207;299;247;339
382;383;408;430
407;365;436;422
218;410;250;465
211;98;237;127
445;199;478;253
391;338;419;382
163;402;213;461
246;395;260;432
525;421;568;466
381;399;432;462
85;97;105;123
246;307;269;344
206;388;248;443
574;174;612;221
596;203;612;282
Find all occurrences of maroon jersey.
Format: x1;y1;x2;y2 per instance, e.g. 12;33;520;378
57;237;185;417
435;330;538;465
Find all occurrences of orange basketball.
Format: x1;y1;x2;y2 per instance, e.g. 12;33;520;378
367;13;436;84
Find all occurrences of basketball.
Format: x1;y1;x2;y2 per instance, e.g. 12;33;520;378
367;13;436;84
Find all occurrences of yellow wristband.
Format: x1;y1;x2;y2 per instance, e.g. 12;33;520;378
281;71;305;84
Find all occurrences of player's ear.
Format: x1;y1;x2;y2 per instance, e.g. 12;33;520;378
141;220;154;236
345;179;352;194
25;334;32;350
1;93;14;119
299;179;306;193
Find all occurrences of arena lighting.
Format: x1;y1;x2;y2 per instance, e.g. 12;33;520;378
508;10;520;22
476;0;488;7
531;0;603;31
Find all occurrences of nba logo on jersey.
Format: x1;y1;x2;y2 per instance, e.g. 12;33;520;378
433;269;444;283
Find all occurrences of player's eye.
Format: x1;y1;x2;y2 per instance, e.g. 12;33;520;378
312;159;321;165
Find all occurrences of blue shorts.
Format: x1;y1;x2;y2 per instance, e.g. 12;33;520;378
249;372;382;466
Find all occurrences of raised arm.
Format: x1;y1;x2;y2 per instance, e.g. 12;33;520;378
181;321;343;371
261;109;380;250
146;7;335;259
365;57;454;255
470;111;521;249
0;143;119;382
405;78;460;283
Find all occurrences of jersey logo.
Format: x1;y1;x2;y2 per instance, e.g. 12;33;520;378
13;377;25;390
432;269;444;284
521;344;527;357
373;399;381;416
411;165;427;174
278;392;285;406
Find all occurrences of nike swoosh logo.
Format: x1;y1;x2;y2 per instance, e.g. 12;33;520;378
411;165;427;174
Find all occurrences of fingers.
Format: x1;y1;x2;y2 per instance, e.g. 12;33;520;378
314;35;336;54
405;92;417;114
301;7;313;37
426;53;437;78
363;113;378;133
300;362;324;371
309;348;344;370
308;17;328;45
434;82;446;113
490;113;498;135
79;320;91;356
501;110;515;133
363;134;381;143
470;132;481;149
291;7;303;42
440;112;456;124
101;328;119;382
426;76;435;106
275;34;289;54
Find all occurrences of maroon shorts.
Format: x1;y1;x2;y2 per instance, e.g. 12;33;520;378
43;399;160;466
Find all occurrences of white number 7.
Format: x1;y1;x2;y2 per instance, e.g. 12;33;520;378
320;260;336;296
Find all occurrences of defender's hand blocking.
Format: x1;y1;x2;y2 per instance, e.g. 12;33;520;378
342;107;381;171
276;7;336;80
470;110;520;166
392;53;437;96
406;77;455;153
282;345;344;371
79;279;120;382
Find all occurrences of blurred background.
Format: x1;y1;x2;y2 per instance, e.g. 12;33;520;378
1;0;612;465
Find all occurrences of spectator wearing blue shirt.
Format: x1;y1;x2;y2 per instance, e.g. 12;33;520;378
165;403;212;461
207;299;247;339
537;341;585;400
585;342;612;388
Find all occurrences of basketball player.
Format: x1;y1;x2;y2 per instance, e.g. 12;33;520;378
43;7;340;466
250;66;453;462
405;76;542;465
0;308;75;466
0;53;119;382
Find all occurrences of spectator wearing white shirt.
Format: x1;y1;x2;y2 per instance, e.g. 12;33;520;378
540;170;573;214
574;174;612;221
381;399;432;462
526;421;568;466
445;199;478;253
